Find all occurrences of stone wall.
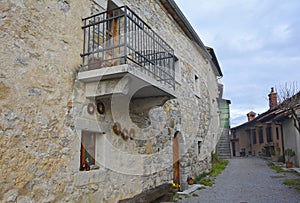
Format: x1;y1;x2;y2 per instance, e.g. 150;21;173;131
0;0;90;202
0;0;222;202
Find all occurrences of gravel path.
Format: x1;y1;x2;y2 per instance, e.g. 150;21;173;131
179;157;300;203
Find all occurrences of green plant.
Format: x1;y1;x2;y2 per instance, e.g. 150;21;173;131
195;156;228;188
271;165;285;173
192;193;199;197
184;194;190;198
210;159;229;177
194;172;209;182
284;148;296;162
198;178;214;186
283;179;300;185
211;152;220;164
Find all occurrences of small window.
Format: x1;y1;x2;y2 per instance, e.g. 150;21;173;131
194;74;200;97
276;127;279;140
80;131;96;171
198;141;202;154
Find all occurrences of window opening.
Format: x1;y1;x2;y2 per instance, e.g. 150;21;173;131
198;141;202;154
80;131;96;171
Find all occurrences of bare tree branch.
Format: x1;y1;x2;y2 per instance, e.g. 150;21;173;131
276;82;300;135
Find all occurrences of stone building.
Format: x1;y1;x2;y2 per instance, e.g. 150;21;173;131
0;0;225;202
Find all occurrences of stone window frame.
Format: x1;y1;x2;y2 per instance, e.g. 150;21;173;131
174;59;182;85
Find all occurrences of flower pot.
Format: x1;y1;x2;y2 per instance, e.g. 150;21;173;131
286;162;293;168
188;179;194;185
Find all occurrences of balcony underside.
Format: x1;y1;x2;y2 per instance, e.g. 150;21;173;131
78;64;176;99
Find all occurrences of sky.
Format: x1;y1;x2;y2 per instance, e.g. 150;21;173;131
174;0;300;127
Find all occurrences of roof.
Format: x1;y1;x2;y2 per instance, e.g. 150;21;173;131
206;47;223;77
159;0;223;77
232;91;300;130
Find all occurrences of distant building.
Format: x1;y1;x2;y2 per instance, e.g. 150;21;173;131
231;88;300;167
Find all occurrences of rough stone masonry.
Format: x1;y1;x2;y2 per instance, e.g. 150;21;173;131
0;0;223;202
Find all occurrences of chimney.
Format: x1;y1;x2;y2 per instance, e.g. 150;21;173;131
268;87;278;109
247;111;256;121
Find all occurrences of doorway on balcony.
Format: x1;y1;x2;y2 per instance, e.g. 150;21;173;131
106;0;122;66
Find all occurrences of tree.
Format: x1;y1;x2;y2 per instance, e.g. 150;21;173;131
276;82;300;135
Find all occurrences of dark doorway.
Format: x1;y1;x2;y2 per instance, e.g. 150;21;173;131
173;132;180;186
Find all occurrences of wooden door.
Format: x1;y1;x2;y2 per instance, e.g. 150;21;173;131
173;133;180;186
106;11;119;66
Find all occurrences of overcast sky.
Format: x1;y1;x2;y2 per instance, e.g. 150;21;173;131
174;0;300;127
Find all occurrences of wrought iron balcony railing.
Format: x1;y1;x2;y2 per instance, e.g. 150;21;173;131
81;6;175;90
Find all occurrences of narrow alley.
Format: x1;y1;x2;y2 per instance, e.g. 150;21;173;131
179;158;300;203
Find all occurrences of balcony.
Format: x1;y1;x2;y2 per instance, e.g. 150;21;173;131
79;6;176;99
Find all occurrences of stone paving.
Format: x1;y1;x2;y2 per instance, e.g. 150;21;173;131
178;157;300;203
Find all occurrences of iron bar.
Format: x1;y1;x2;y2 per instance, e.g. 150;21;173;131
80;6;175;89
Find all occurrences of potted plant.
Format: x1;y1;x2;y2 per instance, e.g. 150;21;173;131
284;148;295;168
187;176;194;185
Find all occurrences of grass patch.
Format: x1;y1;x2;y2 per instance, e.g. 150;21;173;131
198;178;214;187
192;193;199;197
269;164;285;173
210;159;229;177
195;153;228;187
283;179;300;192
283;179;300;185
184;194;190;198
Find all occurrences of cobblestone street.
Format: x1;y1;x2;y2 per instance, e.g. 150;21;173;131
179;158;300;203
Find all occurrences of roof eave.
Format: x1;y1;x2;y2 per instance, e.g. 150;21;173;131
159;0;215;61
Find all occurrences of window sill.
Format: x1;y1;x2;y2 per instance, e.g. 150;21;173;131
75;167;106;186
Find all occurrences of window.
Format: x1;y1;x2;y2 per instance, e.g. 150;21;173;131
276;127;279;140
258;127;263;144
266;126;272;142
194;74;200;97
198;141;202;154
80;131;96;171
252;130;257;144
